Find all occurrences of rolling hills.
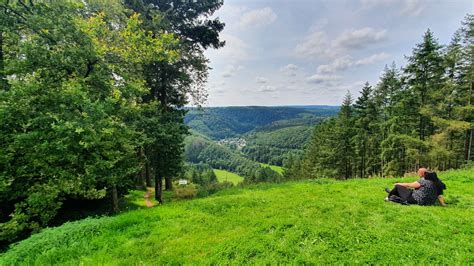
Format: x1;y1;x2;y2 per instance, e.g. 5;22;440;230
184;106;338;140
1;168;472;264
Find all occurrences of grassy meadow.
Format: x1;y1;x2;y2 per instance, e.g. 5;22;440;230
260;163;284;175
214;169;244;184
1;168;473;264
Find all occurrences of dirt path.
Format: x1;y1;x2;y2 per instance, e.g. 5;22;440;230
144;191;154;208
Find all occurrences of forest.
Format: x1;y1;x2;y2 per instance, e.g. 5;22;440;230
286;16;473;180
0;0;225;246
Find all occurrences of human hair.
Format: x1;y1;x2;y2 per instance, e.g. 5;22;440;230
424;172;446;195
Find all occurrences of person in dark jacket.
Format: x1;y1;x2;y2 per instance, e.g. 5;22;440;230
385;168;447;206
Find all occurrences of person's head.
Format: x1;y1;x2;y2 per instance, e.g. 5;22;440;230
425;172;446;195
417;167;427;177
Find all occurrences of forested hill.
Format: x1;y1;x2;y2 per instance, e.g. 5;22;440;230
184;106;339;139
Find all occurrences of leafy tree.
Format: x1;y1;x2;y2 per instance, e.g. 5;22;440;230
0;0;178;242
123;0;225;201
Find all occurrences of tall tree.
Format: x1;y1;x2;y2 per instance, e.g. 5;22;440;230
0;0;179;242
123;0;225;201
404;29;445;142
334;92;355;179
353;82;378;177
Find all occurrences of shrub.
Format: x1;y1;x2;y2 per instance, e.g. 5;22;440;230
173;184;198;200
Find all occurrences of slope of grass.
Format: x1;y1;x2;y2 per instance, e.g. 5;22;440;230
260;163;284;175
214;169;244;185
1;169;473;264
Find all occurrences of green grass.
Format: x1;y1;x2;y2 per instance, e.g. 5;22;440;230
214;169;244;184
1;168;473;264
260;163;284;175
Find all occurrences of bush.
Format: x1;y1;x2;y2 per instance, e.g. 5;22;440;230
196;182;234;197
173;184;198;200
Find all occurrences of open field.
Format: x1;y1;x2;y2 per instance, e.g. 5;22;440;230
260;163;284;175
1;168;473;264
214;169;244;184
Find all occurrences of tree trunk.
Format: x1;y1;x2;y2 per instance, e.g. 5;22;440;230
111;185;119;213
165;177;173;190
0;30;8;90
155;171;163;203
468;129;473;162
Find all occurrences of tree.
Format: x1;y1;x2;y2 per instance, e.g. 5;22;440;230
353;82;378;177
123;0;225;200
334;92;356;179
404;29;445;142
0;0;179;242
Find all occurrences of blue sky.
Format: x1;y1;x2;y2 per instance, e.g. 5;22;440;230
203;0;472;106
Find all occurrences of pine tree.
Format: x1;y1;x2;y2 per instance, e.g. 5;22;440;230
334;92;355;179
353;82;374;177
405;29;445;142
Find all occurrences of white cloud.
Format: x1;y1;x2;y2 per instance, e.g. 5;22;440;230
316;53;391;74
222;65;244;78
401;0;425;16
256;77;268;84
360;0;425;16
258;85;277;93
306;74;342;84
280;64;299;76
334;27;387;50
240;7;277;28
295;27;388;59
317;56;353;74
354;52;391;66
218;5;248;20
294;31;332;59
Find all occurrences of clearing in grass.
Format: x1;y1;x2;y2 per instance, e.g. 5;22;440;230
214;169;244;184
260;163;284;175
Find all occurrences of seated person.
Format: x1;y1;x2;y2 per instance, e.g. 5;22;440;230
385;168;446;206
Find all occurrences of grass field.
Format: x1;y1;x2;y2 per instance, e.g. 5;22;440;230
1;168;473;264
214;169;244;184
260;163;284;175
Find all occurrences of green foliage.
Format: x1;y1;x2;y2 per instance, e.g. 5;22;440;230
295;18;473;180
214;169;244;185
173;184;198;200
185;135;262;179
185;106;337;139
1;168;473;264
243;126;314;166
0;0;223;244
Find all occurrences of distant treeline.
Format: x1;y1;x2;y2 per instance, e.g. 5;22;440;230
286;16;473;179
243;125;313;166
185;135;283;183
184;106;338;139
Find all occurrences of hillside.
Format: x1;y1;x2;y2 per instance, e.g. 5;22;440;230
2;168;473;264
184;106;338;139
243;125;313;165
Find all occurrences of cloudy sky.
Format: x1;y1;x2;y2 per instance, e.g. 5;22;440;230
203;0;472;106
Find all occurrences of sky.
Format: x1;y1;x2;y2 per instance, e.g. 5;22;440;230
203;0;472;106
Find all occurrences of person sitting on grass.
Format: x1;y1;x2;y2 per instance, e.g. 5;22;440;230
385;168;447;206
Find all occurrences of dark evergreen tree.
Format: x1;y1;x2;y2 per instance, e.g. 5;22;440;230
404;29;445;142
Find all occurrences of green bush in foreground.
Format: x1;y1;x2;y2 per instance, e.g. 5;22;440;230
1;168;473;264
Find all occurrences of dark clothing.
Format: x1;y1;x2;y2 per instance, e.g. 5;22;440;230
388;185;417;204
411;178;438;205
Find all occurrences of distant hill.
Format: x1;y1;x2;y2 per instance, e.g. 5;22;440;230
184;106;338;139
